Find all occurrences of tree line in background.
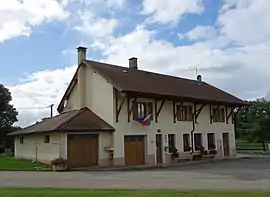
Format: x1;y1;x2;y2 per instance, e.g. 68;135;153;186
0;84;20;153
0;83;270;153
236;98;270;151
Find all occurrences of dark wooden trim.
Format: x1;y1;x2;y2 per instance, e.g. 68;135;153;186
116;94;127;122
194;104;205;123
127;97;137;122
210;105;220;124
232;107;241;124
155;99;165;123
226;106;235;124
173;101;183;123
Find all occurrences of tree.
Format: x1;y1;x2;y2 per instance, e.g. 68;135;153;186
236;98;270;151
0;84;18;148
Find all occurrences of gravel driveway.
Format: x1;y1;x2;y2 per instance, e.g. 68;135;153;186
0;158;269;189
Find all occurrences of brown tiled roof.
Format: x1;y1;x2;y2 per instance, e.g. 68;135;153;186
83;60;248;106
9;107;114;136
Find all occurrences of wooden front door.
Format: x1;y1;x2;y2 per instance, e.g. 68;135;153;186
156;134;162;164
222;133;230;157
124;135;145;166
67;134;98;168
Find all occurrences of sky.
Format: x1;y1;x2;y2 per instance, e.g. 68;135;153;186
1;0;270;127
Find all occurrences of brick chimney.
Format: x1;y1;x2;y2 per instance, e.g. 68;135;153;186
77;46;87;65
129;57;138;69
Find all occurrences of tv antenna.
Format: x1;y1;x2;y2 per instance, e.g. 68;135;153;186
189;65;200;78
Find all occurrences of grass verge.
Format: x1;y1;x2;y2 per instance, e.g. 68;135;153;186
0;155;51;171
0;189;270;197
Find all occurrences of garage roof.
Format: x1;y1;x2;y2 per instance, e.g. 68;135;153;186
9;107;115;136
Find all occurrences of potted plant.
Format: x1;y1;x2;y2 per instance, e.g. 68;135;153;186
171;148;179;161
209;149;217;156
50;158;67;171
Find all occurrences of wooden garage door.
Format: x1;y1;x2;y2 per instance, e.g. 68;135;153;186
124;135;145;166
67;134;98;168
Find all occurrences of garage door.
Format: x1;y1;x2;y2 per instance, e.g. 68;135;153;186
124;135;145;166
67;134;98;168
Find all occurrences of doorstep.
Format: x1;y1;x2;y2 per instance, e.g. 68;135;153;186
71;157;240;171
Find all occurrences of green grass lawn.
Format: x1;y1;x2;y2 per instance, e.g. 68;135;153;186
0;155;51;171
0;189;269;197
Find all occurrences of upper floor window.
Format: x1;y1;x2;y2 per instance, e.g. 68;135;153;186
212;107;225;122
133;102;153;120
177;105;193;121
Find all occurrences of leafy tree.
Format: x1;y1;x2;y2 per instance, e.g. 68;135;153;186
236;98;270;151
0;84;18;148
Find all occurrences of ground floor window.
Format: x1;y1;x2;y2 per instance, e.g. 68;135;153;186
168;134;175;153
207;133;215;149
183;134;190;152
194;133;202;150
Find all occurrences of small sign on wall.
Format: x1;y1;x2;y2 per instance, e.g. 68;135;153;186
163;134;169;153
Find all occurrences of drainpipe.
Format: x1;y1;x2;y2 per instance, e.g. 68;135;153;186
190;114;195;153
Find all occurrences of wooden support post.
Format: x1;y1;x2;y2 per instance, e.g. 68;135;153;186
155;99;165;123
194;104;204;123
232;107;241;124
115;94;127;122
127;97;137;122
226;106;235;124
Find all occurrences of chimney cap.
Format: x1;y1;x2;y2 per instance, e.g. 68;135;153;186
129;57;138;69
77;46;87;51
197;74;202;82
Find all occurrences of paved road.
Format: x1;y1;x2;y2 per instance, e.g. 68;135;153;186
0;158;270;189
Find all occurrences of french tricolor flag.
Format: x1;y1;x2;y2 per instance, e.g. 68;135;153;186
136;113;152;126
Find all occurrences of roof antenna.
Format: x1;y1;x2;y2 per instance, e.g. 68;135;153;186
189;65;200;79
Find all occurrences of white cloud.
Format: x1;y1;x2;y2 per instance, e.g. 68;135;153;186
9;66;76;127
6;0;270;127
218;0;270;45
181;26;217;41
0;0;68;42
73;11;118;39
141;0;204;24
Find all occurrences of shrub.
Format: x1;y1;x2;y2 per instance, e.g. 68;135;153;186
171;148;179;159
210;149;217;155
50;158;67;165
0;146;4;154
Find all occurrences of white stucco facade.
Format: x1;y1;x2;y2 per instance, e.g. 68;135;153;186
14;133;62;164
61;65;237;166
14;64;238;167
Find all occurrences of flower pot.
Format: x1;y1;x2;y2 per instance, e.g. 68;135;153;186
52;164;66;172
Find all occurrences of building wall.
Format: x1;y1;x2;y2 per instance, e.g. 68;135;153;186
14;133;61;164
60;65;237;166
113;96;236;165
63;83;79;112
90;71;114;126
